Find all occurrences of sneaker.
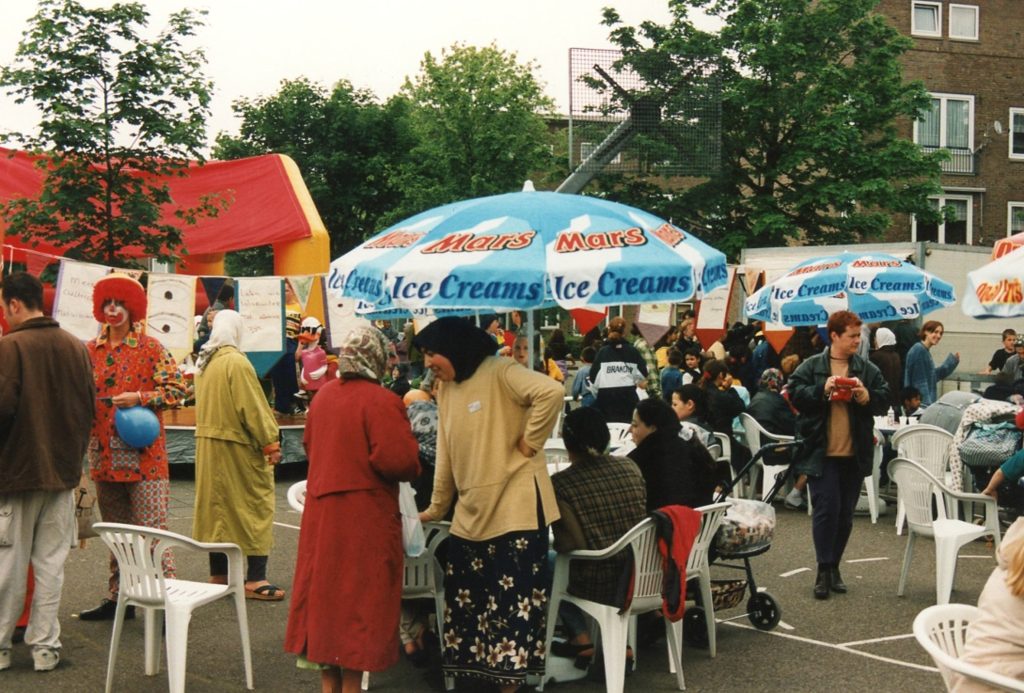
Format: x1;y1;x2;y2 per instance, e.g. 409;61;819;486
784;489;807;510
32;648;59;672
0;649;11;671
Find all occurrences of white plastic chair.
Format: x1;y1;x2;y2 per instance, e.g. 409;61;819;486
544;439;571;475
286;480;306;513
739;413;794;500
540;517;685;693
713;432;745;499
668;502;731;666
890;459;1001;605
94;522;253;693
402;522;454;691
607;422;633;452
913;603;1024;692
890;424;954;533
862;428;884;524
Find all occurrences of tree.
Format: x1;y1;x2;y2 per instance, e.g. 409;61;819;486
602;0;945;257
213;77;415;266
0;0;216;266
391;43;559;220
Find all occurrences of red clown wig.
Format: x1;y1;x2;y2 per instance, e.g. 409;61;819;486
92;274;148;324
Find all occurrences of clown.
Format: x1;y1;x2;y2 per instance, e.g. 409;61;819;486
78;274;190;622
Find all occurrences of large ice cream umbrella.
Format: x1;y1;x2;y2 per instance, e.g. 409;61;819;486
962;244;1024;318
744;251;955;326
327;189;728;314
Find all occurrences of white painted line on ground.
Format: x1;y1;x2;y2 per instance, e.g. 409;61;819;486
723;621;938;674
958;555;993;559
779;567;811;578
845;557;890;564
839;633;917;647
274;521;301;530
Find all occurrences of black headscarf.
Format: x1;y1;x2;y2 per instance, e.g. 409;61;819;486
413;317;498;383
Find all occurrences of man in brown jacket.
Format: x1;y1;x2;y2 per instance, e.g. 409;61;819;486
0;272;95;673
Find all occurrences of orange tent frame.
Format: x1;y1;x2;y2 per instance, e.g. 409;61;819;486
0;147;330;319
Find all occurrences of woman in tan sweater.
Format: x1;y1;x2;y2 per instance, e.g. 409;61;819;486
415;317;564;693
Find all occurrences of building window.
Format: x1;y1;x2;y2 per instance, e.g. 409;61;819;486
914;195;973;244
1010;203;1024;234
911;1;942;37
1010;109;1024;160
915;93;975;174
949;5;979;40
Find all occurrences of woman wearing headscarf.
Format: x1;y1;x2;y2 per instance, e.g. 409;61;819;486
869;327;903;414
627;398;718;511
414;317;564;693
192;310;284;599
285;326;420;693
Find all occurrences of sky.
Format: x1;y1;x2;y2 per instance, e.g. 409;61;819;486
0;0;714;148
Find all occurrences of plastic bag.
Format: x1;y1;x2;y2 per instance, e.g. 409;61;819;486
399;481;426;557
714;498;775;555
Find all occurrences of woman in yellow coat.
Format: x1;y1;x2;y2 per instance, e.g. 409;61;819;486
192;310;284;600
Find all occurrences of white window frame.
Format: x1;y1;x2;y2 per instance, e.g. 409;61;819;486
1010;108;1024;161
911;1;942;37
914;92;975;151
1009;202;1024;234
948;4;979;41
912;194;974;244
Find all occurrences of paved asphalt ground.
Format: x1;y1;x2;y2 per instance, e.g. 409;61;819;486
2;463;999;692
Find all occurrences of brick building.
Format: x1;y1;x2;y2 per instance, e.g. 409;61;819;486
874;0;1024;245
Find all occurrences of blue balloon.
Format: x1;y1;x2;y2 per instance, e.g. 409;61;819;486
115;406;160;448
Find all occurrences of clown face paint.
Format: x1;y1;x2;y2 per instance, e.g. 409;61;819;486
102;299;130;327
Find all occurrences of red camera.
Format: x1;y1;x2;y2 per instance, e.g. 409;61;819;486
829;377;858;401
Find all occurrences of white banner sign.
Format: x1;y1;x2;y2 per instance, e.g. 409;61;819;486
236;277;284;353
53;260;110;341
146;273;196;357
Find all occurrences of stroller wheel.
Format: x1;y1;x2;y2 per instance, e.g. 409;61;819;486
747;592;781;630
683;607;709;649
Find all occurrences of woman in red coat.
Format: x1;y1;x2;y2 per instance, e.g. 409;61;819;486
285;326;420;693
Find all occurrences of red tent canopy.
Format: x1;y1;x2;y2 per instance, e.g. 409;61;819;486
0;147;319;262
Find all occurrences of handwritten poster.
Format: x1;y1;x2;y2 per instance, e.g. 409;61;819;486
324;287;371;350
53;260;111;341
236;277;285;353
146;273;196;359
694;265;736;349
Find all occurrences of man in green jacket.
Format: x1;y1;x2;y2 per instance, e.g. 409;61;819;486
0;273;95;672
788;310;889;600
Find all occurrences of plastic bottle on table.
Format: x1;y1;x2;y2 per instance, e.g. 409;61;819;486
886;407;895;426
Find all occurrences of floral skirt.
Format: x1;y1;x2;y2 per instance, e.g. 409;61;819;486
442;528;550;686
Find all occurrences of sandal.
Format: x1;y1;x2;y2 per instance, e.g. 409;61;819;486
245;583;286;601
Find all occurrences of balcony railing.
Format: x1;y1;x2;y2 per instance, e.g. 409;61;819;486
920;145;976;175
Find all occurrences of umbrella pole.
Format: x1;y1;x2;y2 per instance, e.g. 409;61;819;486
528;312;535;372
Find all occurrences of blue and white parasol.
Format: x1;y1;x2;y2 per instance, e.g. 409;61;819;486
744;251;955;326
327;190;727;314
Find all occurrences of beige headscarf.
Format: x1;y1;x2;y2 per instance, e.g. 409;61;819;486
196;309;244;373
337;326;390;382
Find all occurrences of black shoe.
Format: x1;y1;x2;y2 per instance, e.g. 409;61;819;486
830;567;848;593
78;598;134;621
813;569;831;600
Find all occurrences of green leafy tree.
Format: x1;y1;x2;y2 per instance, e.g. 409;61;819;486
602;0;945;257
214;77;415;264
391;43;559;220
0;0;216;266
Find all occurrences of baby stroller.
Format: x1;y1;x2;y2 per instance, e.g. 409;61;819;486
684;439;803;647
